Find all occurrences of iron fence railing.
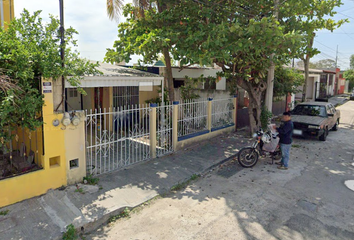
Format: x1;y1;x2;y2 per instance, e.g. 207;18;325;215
178;99;208;138
211;98;234;130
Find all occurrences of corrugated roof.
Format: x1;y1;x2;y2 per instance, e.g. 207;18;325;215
90;61;162;78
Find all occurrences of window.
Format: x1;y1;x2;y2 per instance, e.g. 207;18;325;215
68;88;78;98
69;159;79;169
113;86;139;108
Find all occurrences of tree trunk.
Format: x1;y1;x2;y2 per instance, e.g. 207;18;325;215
302;58;309;102
162;47;175;102
247;91;262;135
238;79;265;136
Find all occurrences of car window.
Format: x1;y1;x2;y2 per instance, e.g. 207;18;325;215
326;106;332;115
292;105;327;117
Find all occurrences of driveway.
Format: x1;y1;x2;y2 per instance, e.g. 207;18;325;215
87;101;354;240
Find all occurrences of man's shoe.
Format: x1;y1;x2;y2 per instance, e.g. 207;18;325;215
277;166;288;170
275;162;282;165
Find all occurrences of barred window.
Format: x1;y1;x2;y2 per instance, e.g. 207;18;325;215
113;86;139;108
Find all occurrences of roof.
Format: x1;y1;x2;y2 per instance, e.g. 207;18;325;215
297;102;331;106
66;61;164;88
91;61;162;78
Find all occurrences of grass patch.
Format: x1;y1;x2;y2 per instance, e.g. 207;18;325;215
62;224;77;240
83;175;99;185
0;209;9;216
170;174;200;192
292;144;301;148
108;207;130;223
75;188;85;194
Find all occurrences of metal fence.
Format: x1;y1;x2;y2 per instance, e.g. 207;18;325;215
211;98;234;130
156;104;173;157
85;97;235;176
178;99;208;139
85;105;151;175
1;126;43;180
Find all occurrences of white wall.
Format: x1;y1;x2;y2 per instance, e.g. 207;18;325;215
171;68;226;90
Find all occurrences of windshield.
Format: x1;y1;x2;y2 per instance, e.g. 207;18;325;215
292;105;327;117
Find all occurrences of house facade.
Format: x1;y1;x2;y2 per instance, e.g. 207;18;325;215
65;62;164;111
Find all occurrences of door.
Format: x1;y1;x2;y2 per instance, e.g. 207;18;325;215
306;77;314;100
94;87;103;109
66;88;82;111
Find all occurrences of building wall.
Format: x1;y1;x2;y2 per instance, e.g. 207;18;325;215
174;88;231;101
171;68;226;91
0;78;87;208
139;85;160;105
0;0;14;29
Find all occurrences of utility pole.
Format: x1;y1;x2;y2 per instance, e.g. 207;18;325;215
59;0;66;112
265;0;279;112
335;45;338;68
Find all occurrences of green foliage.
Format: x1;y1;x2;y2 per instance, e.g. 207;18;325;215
180;76;201;101
0;10;100;148
260;107;273;131
0;209;9;215
83;175;99;185
344;69;354;91
171;174;200;191
62;224;77;240
350;54;354;70
75;188;84;194
108;207;130;223
274;67;304;97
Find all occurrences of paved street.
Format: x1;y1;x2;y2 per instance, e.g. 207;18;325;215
87;101;354;240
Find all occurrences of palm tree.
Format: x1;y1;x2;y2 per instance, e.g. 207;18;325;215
106;0;151;21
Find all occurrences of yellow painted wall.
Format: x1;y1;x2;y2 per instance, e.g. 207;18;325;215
65;112;86;185
0;79;68;207
10;126;44;167
0;0;14;30
139;86;160;105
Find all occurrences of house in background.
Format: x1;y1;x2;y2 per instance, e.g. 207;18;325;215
0;0;14;30
65;62;164;111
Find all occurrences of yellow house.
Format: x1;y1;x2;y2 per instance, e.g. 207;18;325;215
0;0;14;29
65;62;164;111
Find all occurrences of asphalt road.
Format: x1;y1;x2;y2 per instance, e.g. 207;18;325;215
87;100;354;240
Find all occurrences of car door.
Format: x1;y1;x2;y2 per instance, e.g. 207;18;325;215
329;104;338;126
326;104;335;128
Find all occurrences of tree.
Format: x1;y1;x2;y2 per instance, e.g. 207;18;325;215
274;67;304;98
105;2;200;102
350;54;354;69
284;0;346;102
312;59;337;69
344;70;354;91
0;10;99;148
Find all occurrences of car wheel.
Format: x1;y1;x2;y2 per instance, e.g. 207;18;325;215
319;128;328;141
332;120;339;131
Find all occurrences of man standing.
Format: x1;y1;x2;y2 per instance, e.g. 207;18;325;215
273;112;294;170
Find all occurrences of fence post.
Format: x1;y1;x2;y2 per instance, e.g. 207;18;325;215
233;95;238;131
207;98;213;132
150;104;157;159
172;101;179;151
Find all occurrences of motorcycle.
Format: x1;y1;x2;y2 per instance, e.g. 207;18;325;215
238;125;282;168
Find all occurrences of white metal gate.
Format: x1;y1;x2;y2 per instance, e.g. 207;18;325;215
85;103;174;176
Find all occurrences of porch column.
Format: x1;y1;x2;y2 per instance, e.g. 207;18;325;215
149;104;157;158
172;101;179;151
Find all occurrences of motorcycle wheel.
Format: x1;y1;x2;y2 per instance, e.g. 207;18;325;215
273;148;282;161
238;147;259;168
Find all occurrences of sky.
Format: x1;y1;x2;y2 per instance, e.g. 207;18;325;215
14;0;354;70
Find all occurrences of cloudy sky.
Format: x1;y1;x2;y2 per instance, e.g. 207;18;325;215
15;0;354;69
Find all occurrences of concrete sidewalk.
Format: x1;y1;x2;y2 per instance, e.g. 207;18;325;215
0;131;251;240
